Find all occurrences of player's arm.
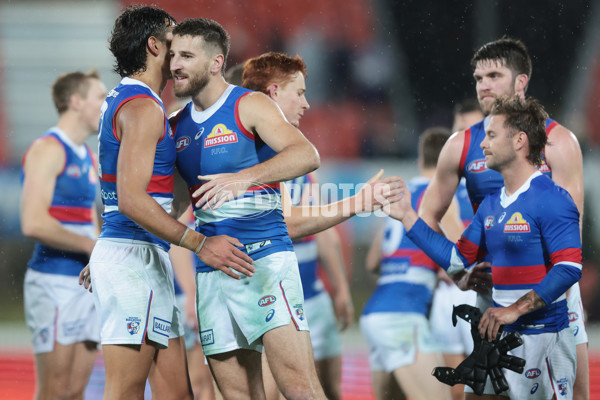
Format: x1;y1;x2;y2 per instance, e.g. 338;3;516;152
303;173;353;330
419;131;465;234
545;125;584;226
283;170;403;240
193;92;320;209
115;98;254;278
386;181;488;280
20;137;96;255
365;228;384;275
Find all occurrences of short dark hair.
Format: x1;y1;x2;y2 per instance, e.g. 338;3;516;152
242;52;307;94
52;70;101;115
109;5;175;77
419;127;451;169
470;37;532;90
490;96;548;166
453;98;482;116
172;18;231;73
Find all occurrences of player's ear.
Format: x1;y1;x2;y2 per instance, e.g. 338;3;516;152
211;54;224;75
514;74;528;93
147;36;161;57
267;83;279;100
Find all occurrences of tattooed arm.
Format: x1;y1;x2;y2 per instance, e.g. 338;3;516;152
478;290;547;342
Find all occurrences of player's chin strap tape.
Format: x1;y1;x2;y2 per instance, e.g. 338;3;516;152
431;304;526;395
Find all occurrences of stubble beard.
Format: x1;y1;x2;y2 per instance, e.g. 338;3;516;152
174;72;210;98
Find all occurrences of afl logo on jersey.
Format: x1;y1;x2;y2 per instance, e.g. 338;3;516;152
467;159;487;173
569;312;578;322
176;136;191;151
504;212;531;233
525;368;541;379
66;164;82;178
204;124;238;148
258;295;276;307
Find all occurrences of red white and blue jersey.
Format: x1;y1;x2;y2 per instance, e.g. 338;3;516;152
172;85;293;272
362;177;440;316
408;173;582;334
286;174;322;300
460;117;557;211
97;78;175;251
22;128;97;276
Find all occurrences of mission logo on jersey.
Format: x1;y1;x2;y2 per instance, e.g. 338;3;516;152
503;212;531;233
204;123;238;148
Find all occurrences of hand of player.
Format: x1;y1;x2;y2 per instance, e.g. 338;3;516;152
437;268;454;285
478;305;520;342
381;178;413;221
78;264;93;293
452;262;493;293
196;235;255;279
355;170;404;213
192;172;254;210
333;287;354;331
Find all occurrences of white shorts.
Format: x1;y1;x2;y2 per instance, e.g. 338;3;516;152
566;282;587;345
304;291;341;361
429;281;477;355
24;269;100;354
359;312;440;373
196;251;308;356
90;239;184;348
465;329;576;399
175;293;201;350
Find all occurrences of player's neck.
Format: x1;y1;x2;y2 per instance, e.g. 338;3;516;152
56;113;91;146
502;162;537;197
191;77;228;112
130;69;167;96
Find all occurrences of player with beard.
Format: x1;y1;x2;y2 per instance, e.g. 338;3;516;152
88;7;253;399
169;18;326;399
418;37;588;399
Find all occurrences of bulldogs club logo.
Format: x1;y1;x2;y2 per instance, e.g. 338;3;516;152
294;304;305;321
204;124;238;148
484;216;495;230
504;212;531;233
126;317;141;335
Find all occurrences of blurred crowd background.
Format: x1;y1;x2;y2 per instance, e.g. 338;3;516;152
1;0;600;322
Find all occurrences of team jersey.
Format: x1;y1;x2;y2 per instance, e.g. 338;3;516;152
172;85;293;272
286;174;322;300
408;172;582;334
22;128;97;276
460;117;557;211
97;78;175;251
362;177;440;316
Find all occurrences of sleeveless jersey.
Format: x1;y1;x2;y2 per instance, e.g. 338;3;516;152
362;177;440;316
172;85;293;272
286;174;322;300
444;173;581;334
97;77;175;251
22;128;97;276
460;117;557;211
